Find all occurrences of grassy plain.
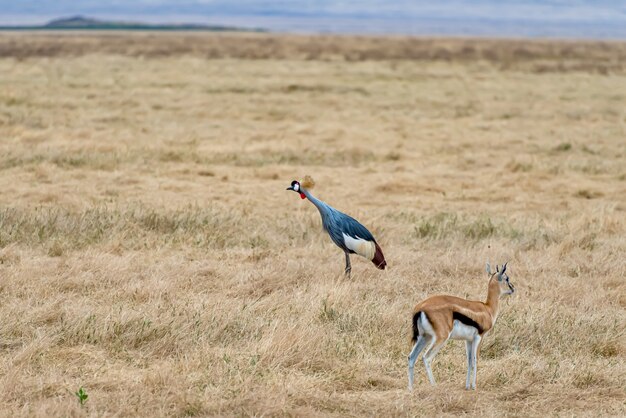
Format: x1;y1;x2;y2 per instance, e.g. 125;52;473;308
0;33;624;416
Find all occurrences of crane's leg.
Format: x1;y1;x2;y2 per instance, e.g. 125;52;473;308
344;252;351;278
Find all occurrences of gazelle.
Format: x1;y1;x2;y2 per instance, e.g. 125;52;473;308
407;262;515;390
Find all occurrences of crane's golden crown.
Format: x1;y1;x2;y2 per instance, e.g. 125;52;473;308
301;175;315;189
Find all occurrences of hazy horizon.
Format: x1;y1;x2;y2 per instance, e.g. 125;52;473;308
2;1;626;39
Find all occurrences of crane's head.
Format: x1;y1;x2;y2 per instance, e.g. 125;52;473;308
286;180;306;199
286;176;315;200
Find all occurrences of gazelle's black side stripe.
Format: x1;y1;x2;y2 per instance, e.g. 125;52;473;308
453;311;484;334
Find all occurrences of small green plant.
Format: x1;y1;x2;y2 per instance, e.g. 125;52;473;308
75;387;88;406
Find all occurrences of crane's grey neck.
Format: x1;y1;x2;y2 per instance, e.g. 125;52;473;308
301;188;328;213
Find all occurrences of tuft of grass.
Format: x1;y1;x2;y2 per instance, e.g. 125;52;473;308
413;212;522;241
385;151;402;161
553;142;572;152
318;297;340;323
591;340;622;358
581;145;598;155
575;189;603;199
47;240;64;257
573;372;609;389
509;161;533;172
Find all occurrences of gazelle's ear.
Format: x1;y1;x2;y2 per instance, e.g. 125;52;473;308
496;264;500;273
486;262;492;275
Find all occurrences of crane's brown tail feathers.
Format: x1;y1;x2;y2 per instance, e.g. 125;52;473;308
372;242;386;270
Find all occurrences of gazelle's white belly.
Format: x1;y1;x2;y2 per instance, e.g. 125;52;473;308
449;320;479;341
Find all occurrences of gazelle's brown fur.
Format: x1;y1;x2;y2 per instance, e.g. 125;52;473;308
408;262;515;390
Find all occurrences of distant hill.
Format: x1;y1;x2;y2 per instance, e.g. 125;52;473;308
0;15;265;32
45;16;104;28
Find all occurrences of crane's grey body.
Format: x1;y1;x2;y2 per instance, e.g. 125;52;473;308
302;189;376;255
290;185;385;277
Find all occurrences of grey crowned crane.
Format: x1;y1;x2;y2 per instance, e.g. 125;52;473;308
286;176;386;277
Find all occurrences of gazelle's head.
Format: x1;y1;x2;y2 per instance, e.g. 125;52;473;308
486;262;515;297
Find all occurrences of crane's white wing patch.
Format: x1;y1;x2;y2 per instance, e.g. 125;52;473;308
342;233;375;260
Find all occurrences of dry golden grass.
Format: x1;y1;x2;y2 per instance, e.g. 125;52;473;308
0;33;624;416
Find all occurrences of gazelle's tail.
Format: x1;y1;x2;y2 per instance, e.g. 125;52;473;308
411;311;421;343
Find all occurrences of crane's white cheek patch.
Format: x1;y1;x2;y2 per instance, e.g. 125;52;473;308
293;184;300;192
342;233;375;260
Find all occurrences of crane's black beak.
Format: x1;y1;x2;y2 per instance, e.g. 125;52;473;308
286;185;306;199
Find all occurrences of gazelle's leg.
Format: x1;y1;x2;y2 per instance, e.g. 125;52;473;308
422;338;445;386
465;340;472;390
470;335;481;390
477;333;486;357
407;336;428;390
344;252;351;277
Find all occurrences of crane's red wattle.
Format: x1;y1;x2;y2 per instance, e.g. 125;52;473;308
300;192;306;199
